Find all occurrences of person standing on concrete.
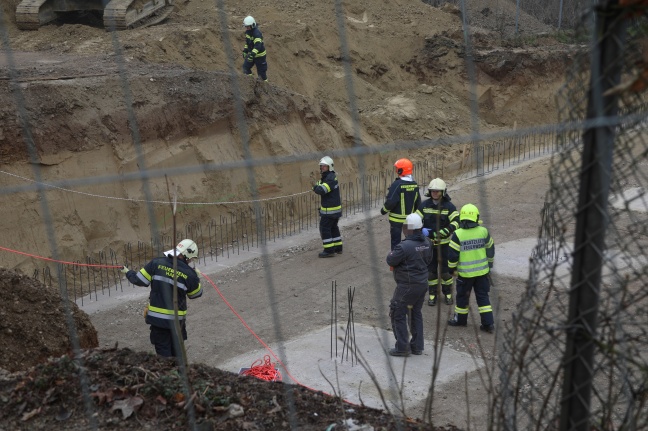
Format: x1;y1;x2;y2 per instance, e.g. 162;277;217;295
381;158;421;250
417;178;459;306
386;213;433;356
121;239;203;357
242;16;268;81
312;156;343;257
447;204;495;333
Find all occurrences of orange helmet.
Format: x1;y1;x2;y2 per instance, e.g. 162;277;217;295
394;158;413;176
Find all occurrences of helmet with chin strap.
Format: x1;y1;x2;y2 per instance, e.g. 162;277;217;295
243;16;256;28
319;156;334;169
425;178;446;197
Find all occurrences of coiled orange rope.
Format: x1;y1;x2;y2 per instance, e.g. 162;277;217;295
240;355;282;382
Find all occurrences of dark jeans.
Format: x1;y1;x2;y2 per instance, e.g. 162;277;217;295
389;283;427;352
243;56;268;80
454;275;493;326
389;221;403;250
149;324;187;358
319;214;342;253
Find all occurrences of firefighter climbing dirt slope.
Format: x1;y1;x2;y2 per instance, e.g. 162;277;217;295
16;0;174;30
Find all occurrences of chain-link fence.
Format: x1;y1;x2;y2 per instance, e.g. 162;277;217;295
496;2;648;429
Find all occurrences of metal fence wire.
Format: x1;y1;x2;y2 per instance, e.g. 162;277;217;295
496;2;648;430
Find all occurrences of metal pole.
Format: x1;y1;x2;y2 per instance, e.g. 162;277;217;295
558;0;564;30
559;2;626;430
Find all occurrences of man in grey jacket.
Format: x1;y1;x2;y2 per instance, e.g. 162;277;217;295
386;213;433;356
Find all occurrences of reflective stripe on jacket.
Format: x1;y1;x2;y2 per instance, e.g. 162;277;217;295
127;256;203;329
416;194;459;245
313;170;342;216
382;178;421;223
245;27;266;58
448;226;494;277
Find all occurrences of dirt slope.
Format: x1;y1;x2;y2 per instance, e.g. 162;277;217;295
0;0;569;271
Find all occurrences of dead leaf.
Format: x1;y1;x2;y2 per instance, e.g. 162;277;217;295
155;395;167;405
111;396;144;419
172;392;185;403
21;407;41;421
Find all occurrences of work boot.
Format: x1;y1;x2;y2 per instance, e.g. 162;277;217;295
447;317;467;327
335;246;343;255
318;251;335;258
388;348;410;357
427;296;437;306
480;324;495;333
445;295;453;305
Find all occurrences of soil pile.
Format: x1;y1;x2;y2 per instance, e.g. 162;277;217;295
0;268;98;372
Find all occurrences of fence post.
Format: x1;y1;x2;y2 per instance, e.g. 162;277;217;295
559;2;627;430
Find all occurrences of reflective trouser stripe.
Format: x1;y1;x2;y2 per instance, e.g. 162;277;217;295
454;306;469;315
479;305;492;314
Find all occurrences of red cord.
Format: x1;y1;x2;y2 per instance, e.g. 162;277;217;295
0;245;120;268
240;355;282;381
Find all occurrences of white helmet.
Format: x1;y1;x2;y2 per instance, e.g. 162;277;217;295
319;156;334;169
166;239;198;260
243;16;256;28
405;213;423;230
425;178;446;197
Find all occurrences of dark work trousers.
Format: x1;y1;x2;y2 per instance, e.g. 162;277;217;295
389;283;427;353
149;324;188;358
389;221;403;250
454;275;494;326
243;56;268;81
428;243;453;299
319;214;342;253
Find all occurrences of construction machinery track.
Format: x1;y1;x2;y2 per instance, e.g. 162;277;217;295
16;0;174;30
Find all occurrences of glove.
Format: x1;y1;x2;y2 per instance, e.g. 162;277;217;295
430;231;438;240
380;208;387;215
439;228;450;238
120;265;130;274
448;268;456;276
195;268;202;277
242;48;248;59
422;227;430;237
246;53;254;63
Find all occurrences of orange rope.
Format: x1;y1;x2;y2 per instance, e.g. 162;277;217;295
240;355;282;382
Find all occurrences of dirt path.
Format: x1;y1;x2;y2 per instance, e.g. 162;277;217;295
87;155;552;429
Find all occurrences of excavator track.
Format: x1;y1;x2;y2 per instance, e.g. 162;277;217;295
103;0;173;30
15;0;173;30
16;0;56;30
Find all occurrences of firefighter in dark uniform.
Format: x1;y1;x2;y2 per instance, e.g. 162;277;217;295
242;16;268;81
386;213;433;356
121;239;203;357
417;178;460;306
312;156;343;258
447;204;496;333
381;158;421;250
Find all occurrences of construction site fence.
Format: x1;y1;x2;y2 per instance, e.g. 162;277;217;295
32;127;557;303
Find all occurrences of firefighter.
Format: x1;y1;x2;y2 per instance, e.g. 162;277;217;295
121;239;203;357
242;16;268;81
417;178;459;306
447;204;495;333
312;156;343;257
386;213;433;356
381;158;422;250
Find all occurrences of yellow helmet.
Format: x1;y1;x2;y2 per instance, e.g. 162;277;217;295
460;204;480;222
